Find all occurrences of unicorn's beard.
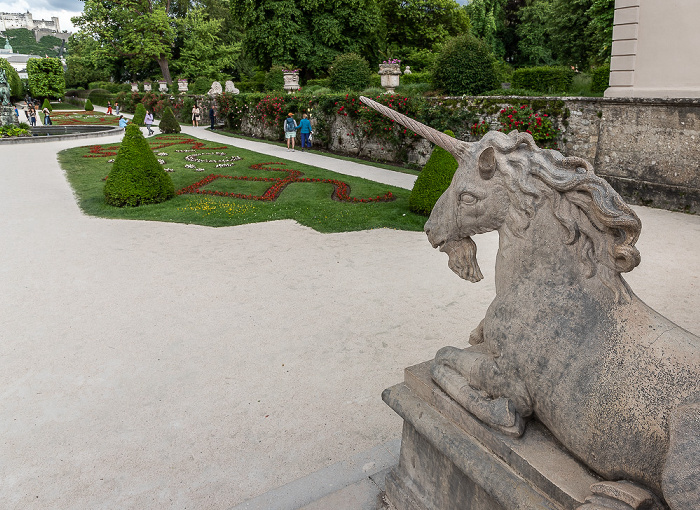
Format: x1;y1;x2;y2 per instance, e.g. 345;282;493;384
440;237;483;283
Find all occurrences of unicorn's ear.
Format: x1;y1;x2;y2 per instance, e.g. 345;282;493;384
478;146;497;180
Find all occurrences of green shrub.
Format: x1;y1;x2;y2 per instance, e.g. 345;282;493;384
237;80;264;93
402;48;437;72
312;87;331;95
264;66;285;91
84;98;94;111
42;98;52;111
401;71;432;85
192;77;211;94
159;106;181;134
431;35;498;96
87;88;113;107
479;88;548;97
329;53;371;92
305;78;329;88
591;64;610;93
27;57;64;99
133;103;147;126
409;129;459;215
0;57;23;98
360;87;385;98
104;124;175;207
512;66;575;93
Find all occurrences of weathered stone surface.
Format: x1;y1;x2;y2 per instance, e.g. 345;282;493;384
361;96;700;510
382;362;602;510
207;81;222;96
225;80;239;94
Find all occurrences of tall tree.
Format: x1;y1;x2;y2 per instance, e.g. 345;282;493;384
236;0;382;77
72;0;176;83
65;32;114;88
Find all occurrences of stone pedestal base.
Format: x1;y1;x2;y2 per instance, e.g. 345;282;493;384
1;104;16;126
382;361;602;510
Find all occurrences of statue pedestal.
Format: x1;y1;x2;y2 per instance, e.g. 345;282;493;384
382;361;601;510
0;104;16;126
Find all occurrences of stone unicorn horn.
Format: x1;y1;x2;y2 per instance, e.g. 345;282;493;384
360;95;699;510
360;95;484;282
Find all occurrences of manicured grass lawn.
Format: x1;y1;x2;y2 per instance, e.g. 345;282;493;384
58;134;427;233
211;129;422;176
47;111;120;125
49;102;82;111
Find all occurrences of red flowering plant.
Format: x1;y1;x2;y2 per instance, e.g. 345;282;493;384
470;120;490;138
497;105;559;149
255;95;286;129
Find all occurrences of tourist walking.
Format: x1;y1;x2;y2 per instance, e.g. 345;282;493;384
144;110;154;135
29;107;36;127
191;104;201;127
209;105;216;130
115;102;120;116
284;113;298;151
106;101;112;115
118;115;128;128
298;113;312;151
14;105;19;122
42;106;51;125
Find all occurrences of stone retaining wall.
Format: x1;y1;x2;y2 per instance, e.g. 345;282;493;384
235;96;700;214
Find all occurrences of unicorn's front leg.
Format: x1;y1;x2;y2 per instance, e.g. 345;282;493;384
431;344;532;437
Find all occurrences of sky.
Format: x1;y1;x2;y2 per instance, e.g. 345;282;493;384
0;0;83;32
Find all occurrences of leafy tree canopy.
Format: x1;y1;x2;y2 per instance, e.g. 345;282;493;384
72;0;176;83
27;57;65;98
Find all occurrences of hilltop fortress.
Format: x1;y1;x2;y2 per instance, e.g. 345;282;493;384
0;12;69;42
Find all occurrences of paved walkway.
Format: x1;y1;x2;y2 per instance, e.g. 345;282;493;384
1;112;699;509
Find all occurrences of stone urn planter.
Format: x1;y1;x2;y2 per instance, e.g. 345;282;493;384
379;62;401;93
177;79;188;92
131;82;139;92
283;70;300;93
143;82;151;92
158;80;168;92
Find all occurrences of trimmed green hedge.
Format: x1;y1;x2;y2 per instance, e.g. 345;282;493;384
591;64;610;93
132;103;147;126
329;53;371;92
87;88;114;107
431;35;498;96
84;99;94;111
0;57;23;98
42;98;52;111
408;129;458;215
159;106;181;134
104;124;175;207
512;66;575;93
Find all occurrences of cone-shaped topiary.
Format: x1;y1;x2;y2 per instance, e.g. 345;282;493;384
41;98;52;112
408;129;459;216
159;106;181;134
84;98;94;111
104;124;175;207
133;103;147;126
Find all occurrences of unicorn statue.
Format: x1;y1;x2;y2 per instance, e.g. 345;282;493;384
360;96;699;510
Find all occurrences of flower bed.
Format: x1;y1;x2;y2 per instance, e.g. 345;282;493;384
49;111;120;126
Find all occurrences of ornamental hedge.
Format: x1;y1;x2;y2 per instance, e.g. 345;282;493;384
27;57;65;99
84;99;94;111
511;66;575;93
42;98;52;111
431;35;499;95
329;53;372;92
0;57;23;98
159;106;181;134
591;64;611;93
408;129;458;215
104;123;175;207
133;103;147;126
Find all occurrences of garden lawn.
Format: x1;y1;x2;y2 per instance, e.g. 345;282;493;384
49;102;83;110
48;111;120;125
58;134;427;233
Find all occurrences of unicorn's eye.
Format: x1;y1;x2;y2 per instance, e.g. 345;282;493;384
459;192;478;205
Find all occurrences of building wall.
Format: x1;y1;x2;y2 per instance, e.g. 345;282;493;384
607;0;700;98
0;12;60;33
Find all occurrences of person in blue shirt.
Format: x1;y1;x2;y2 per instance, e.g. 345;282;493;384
118;115;128;128
298;113;312;151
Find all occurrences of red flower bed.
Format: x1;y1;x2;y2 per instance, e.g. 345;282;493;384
176;162;395;203
83;136;227;158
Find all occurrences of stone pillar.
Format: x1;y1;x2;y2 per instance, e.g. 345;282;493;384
606;0;700;98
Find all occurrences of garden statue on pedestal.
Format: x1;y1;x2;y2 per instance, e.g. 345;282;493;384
0;68;15;126
360;95;699;510
207;81;223;96
283;70;300;93
379;60;401;93
224;80;239;94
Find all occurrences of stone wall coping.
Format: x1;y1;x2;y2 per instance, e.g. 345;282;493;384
434;95;700;107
